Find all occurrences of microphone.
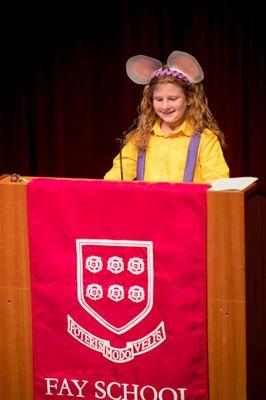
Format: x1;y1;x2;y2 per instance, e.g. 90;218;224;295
116;120;138;181
123;120;138;136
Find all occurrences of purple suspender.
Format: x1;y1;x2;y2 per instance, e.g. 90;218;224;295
136;150;146;181
182;132;201;182
136;131;201;182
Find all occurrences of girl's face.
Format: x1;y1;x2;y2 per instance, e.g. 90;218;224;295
152;83;189;131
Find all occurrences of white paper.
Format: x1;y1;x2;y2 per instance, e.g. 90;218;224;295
208;177;258;191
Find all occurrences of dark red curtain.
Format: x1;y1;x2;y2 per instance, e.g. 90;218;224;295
0;1;265;190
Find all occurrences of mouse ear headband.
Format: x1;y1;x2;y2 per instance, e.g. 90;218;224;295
126;50;204;86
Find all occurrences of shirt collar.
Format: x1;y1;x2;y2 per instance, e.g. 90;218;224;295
152;119;194;137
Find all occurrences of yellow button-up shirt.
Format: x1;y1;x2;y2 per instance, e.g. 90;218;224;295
104;119;229;184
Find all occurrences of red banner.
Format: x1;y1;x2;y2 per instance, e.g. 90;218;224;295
27;179;209;400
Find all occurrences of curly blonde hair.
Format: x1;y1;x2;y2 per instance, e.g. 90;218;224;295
127;73;225;150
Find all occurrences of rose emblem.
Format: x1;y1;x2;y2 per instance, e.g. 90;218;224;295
107;256;124;274
108;284;124;302
128;286;145;303
85;256;103;273
85;284;103;300
127;257;145;274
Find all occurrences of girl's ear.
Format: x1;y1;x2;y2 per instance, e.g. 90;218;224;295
185;95;191;107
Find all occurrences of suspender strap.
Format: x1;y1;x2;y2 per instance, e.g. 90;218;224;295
182;131;201;182
136;131;201;182
136;150;146;181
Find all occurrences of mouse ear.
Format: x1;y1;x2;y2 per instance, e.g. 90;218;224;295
167;51;204;83
126;55;162;84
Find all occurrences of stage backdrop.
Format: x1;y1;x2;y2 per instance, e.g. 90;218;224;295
27;179;209;400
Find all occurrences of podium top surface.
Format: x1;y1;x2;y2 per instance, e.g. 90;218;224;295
0;174;258;197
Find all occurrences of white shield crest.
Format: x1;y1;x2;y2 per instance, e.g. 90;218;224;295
76;239;153;335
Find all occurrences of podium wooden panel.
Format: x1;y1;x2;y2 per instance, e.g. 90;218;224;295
0;175;264;400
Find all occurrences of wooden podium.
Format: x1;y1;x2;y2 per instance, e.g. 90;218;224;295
0;175;264;399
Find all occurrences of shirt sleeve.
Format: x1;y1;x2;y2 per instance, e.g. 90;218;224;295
199;132;230;184
104;139;138;181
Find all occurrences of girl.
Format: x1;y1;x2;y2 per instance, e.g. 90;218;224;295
104;50;229;184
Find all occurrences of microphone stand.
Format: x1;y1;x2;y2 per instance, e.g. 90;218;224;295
116;121;137;181
115;137;125;181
